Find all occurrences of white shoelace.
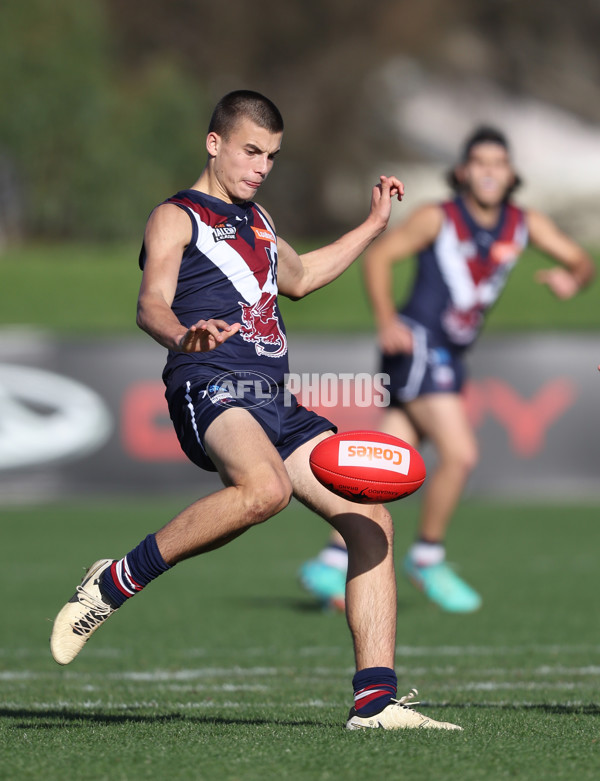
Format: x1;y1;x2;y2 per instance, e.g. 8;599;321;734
391;687;421;709
75;582;112;617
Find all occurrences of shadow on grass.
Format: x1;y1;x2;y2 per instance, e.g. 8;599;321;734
230;595;414;613
426;702;600;715
1;707;316;728
234;596;336;613
4;701;600;732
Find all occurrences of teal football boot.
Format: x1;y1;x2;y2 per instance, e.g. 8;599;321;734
402;556;482;613
298;559;346;611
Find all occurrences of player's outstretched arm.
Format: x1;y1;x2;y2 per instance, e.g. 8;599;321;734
527;209;596;299
277;175;404;300
363;204;443;354
137;203;240;352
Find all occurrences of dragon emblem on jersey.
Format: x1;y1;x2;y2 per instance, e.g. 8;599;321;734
238;292;288;358
441;305;485;345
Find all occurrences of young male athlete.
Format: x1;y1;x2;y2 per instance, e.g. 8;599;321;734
300;126;595;614
50;91;462;731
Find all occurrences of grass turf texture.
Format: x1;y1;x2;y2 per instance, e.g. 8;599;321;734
0;242;598;334
1;498;599;780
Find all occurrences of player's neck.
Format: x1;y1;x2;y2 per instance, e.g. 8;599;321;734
461;193;502;229
189;169;237;204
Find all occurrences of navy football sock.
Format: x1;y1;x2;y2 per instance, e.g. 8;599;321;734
352;666;397;716
100;533;170;608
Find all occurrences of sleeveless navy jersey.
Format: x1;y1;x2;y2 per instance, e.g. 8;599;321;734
139;189;289;390
401;196;528;348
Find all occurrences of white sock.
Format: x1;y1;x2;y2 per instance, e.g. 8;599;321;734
319;545;348;572
409;541;445;568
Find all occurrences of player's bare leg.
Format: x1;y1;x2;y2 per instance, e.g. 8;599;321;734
390;394;477;543
155;409;292;563
388;394;481;612
298;409;418;611
286;432;396;669
51;409;292;664
389;393;476;561
286;431;461;731
378;406;420;454
300;396;479;612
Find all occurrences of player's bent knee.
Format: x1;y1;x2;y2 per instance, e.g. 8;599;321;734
442;441;478;475
372;503;394;538
263;474;293;515
242;471;293;524
460;442;479;474
343;504;394;563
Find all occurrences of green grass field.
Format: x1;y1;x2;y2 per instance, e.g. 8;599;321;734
2;498;600;780
1;241;599;778
1;241;598;334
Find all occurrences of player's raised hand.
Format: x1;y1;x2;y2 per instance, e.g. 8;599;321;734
535;267;580;300
369;175;405;230
179;319;241;353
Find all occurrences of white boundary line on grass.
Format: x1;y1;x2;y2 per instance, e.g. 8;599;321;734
4;663;600;682
182;644;600;658
394;645;600;657
4;643;600;660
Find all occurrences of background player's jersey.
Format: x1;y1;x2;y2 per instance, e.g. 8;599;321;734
139;189;289;390
401;196;528;348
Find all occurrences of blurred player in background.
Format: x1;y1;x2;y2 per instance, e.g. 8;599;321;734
300;126;595;614
50;90;464;731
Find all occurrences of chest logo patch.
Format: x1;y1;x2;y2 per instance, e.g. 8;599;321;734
213;222;238;242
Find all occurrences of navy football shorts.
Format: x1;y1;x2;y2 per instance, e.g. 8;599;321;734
167;372;336;473
381;321;466;405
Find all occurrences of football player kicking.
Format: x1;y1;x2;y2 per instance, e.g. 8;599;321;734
300;126;595;614
51;90;462;731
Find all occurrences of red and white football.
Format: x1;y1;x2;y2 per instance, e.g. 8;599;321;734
309;430;426;504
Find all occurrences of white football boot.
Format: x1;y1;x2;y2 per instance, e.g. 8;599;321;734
50;559;117;665
346;688;462;731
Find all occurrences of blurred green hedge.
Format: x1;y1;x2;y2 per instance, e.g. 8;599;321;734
0;0;209;242
0;242;597;334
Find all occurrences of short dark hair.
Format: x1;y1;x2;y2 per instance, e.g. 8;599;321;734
459;125;510;162
447;124;522;196
208;90;284;139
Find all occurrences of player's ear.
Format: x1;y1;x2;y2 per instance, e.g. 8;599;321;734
206;132;220;158
505;170;522;198
452;165;466;188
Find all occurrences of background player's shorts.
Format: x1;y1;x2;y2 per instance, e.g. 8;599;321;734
381;321;467;405
167;373;336;472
